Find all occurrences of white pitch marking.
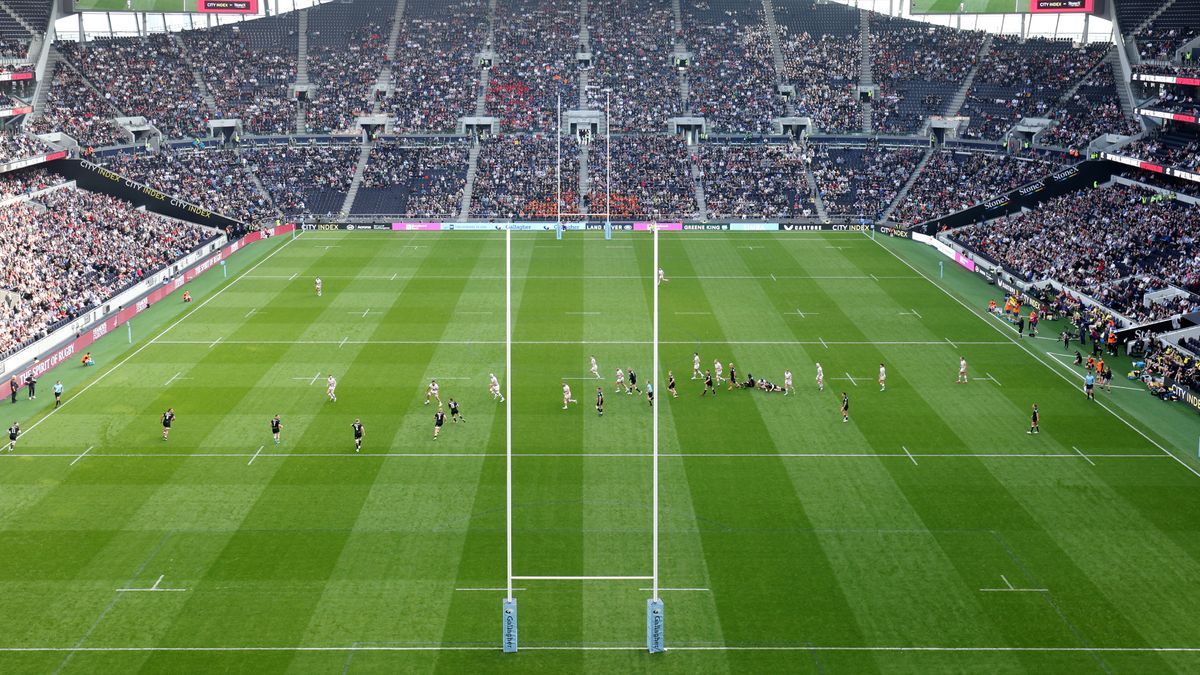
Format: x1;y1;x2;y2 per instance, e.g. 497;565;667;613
979;574;1046;593
819;337;828;349
1045;354;1144;391
870;273;879;282
738;246;763;250
910;309;922;319
770;273;777;282
675;311;711;315
15;645;1200;654
70;446;94;466
248;446;264;466
163;372;183;387
157;339;1016;347
244;309;257;319
565;312;601;315
116;574;187;593
638;587;709;592
390;272;398;281
339;337;348;349
945;337;958;349
844;372;857;386
288;272;298;281
1072;446;1096;467
457;311;492;315
208;337;223;348
511;576;654;581
0;451;1172;460
902;446;918;466
433;377;472;381
318;245;339;250
362;308;371;319
455;587;526;592
309;372;321;386
984;372;1002;386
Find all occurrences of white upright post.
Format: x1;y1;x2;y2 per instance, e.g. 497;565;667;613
503;224;518;653
646;224;664;653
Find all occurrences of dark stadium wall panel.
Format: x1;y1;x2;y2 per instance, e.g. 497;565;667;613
909;159;1116;234
48;158;245;232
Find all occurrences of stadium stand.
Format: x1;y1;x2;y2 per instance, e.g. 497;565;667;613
699;142;814;219
775;0;861;133
586;0;682;132
305;0;389;134
586;136;698;219
242;143;361;217
812;145;923;220
0;128;53;165
352;140;470;217
0;185;214;357
891;150;1057;225
28;62;123;149
104;148;279;225
951;184;1200;322
471;136;580;218
486;0;579;132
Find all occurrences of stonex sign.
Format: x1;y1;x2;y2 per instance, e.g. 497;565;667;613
6;225;293;387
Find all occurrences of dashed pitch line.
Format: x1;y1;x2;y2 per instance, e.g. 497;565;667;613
339;337;348;349
511;576;653;581
984;372;1002;387
945;337;957;349
1072;446;1096;467
979;574;1047;593
902;446;918;466
208;337;223;349
248;446;264;466
163;372;183;387
16;644;1200;654
69;446;93;466
244;308;257;319
843;373;858;387
115;575;187;593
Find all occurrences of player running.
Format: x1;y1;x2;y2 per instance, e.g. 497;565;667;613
352;418;364;452
840;392;849;423
692;352;701;379
53;380;63;408
957;357;968;384
596;388;604;416
701;370;716;397
425;379;440;406
271;414;282;444
1028;404;1040;434
784;369;794;395
590;355;601;379
667;371;678;398
627;368;641;394
161;408;175;441
433;408;446;440
315;276;323;297
449;398;464;423
713;359;724;386
615;368;626;393
489;373;505;402
658;268;668;285
815;362;824;392
878;363;887;392
6;421;17;452
562;382;577;410
327;374;338;402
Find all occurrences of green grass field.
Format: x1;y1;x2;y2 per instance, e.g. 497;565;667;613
912;0;1030;14
5;230;1200;673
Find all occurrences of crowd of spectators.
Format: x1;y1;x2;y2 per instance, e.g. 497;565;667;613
242;143;361;216
699;143;812;219
685;3;783;134
951;185;1200;321
1039;67;1140;149
1117;130;1200;171
587;136;697;218
181;20;298;136
0;168;66;201
354;141;469;216
0;38;26;58
471;136;579;218
1141;341;1200;394
1133;27;1197;63
0;128;51;165
960;39;1109;141
871;18;986;134
812;144;923;219
486;0;579;131
587;0;682;132
58;36;209;140
29;62;123;149
1150;90;1200;118
384;2;486;132
892;150;1056;225
104;148;279;225
780;26;860;133
0;188;212;356
306;1;390;134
